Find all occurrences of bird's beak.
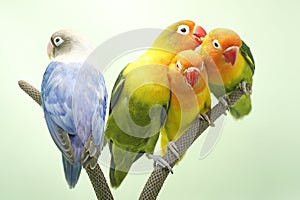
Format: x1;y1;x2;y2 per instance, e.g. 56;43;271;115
47;41;54;59
193;25;207;45
223;46;239;66
184;67;201;87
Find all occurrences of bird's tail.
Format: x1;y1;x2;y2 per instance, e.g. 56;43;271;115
229;94;252;119
109;142;141;188
62;156;82;188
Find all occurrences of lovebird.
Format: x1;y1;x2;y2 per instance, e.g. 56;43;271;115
105;20;207;188
41;30;107;188
160;50;211;157
200;28;255;118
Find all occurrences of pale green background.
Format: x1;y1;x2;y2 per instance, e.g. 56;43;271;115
1;0;300;199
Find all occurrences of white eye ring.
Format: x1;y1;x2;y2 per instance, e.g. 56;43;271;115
212;39;221;49
53;36;64;47
177;25;190;35
176;60;182;71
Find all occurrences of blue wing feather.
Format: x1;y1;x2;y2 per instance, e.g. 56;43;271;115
42;62;78;135
72;64;107;150
41;61;107;188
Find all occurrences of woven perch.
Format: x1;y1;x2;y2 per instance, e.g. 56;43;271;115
138;84;250;199
18;80;114;200
18;79;250;200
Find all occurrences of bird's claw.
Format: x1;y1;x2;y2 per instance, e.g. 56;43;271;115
167;141;180;159
219;96;230;112
148;154;173;173
199;113;215;127
239;81;251;94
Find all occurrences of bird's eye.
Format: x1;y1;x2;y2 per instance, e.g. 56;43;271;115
176;60;182;71
53;36;64;47
177;25;190;35
212;40;221;49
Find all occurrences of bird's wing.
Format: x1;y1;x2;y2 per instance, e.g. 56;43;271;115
109;67;126;114
72;64;107;150
241;40;255;75
41;61;79;163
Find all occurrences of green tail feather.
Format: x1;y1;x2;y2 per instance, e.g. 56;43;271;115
109;142;140;188
109;167;128;188
229;94;252;119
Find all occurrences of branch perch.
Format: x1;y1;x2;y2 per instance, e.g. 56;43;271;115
138;84;251;200
18;79;250;200
18;80;114;200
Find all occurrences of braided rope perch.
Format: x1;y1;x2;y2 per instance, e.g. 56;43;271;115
18;79;250;200
138;84;250;199
18;80;114;200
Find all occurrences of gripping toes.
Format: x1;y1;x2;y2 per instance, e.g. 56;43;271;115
148;154;173;174
167;141;180;159
239;81;251;94
199;113;215;127
219;95;230;112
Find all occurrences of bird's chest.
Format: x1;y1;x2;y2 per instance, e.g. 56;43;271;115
123;64;170;105
209;53;246;92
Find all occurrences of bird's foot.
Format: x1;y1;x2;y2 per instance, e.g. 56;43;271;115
167;141;180;159
199;113;215;127
219;95;230;114
81;135;100;169
148;154;173;174
239;81;251;94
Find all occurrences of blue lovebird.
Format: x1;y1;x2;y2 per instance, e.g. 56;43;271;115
41;30;107;188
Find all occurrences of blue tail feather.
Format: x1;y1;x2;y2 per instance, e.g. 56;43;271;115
62;156;82;188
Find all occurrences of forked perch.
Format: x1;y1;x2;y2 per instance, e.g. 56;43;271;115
18;79;250;200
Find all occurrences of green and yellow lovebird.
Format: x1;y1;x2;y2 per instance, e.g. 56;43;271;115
105;20;207;188
200;28;255;119
160;50;211;157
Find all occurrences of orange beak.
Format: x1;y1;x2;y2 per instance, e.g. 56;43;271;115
193;25;207;45
223;46;239;66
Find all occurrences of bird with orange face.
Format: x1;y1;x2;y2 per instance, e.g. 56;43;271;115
160;50;211;157
200;28;255;119
105;20;207;188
